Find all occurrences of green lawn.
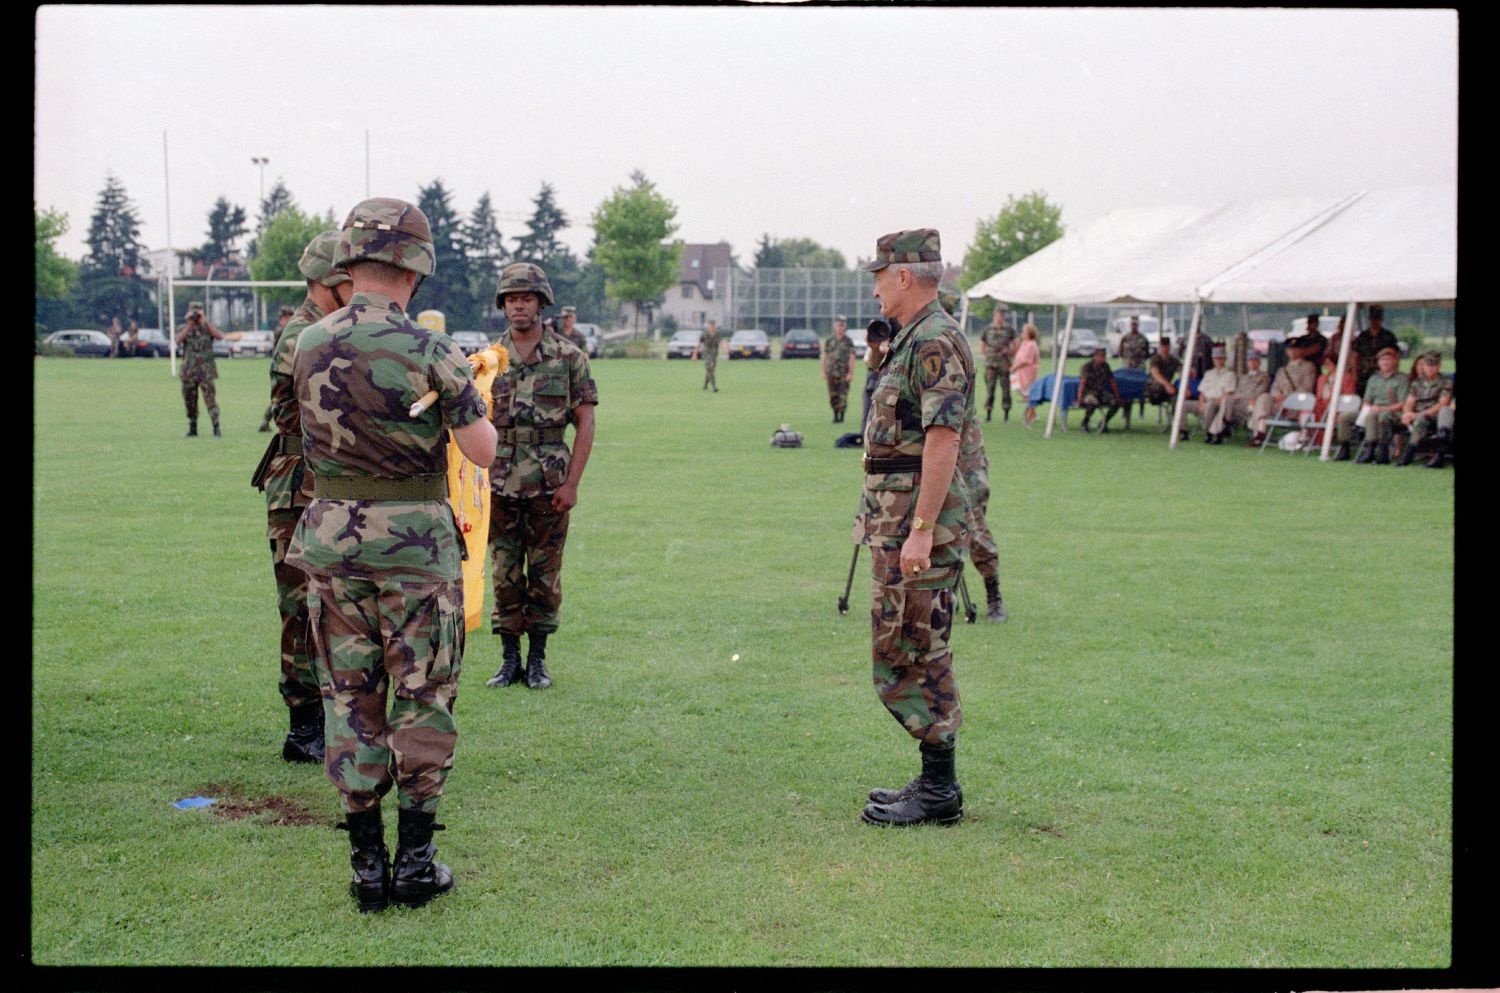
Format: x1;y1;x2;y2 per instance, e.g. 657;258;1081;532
31;351;1454;968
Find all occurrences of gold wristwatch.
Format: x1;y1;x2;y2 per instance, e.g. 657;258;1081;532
912;516;935;531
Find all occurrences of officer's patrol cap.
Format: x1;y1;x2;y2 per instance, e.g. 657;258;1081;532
834;314;847;323
859;229;942;272
1376;345;1401;359
188;300;204;312
560;305;576;316
1419;349;1442;364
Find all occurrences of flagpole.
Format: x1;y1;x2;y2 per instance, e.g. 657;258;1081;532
164;130;177;376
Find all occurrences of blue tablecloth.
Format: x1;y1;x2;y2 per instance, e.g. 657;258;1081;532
1028;369;1151;410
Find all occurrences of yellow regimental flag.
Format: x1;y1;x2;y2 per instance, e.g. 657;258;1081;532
446;344;507;631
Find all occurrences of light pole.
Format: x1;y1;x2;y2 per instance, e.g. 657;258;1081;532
251;156;269;207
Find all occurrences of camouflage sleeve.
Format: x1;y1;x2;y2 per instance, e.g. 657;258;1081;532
915;334;968;432
428;336;486;429
569;348;600;408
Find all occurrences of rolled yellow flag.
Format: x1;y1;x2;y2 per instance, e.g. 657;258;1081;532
447;343;509;631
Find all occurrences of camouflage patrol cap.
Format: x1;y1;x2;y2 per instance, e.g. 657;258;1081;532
560;305;576;316
859;228;942;272
496;262;554;308
188;300;205;312
298;229;353;287
1419;349;1442;364
1376;345;1401;359
335;197;435;276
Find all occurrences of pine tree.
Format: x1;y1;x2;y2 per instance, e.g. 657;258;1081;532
198;197;248;265
79;174;152;324
415;178;478;327
463;191;507;321
513;182;569;264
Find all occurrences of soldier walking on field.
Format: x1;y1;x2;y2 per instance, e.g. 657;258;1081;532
253;231;350;765
175;301;224;437
484;263;599;690
822;315;855;423
854;228;974;828
979;305;1015;421
288;197;496;911
693;319;722;392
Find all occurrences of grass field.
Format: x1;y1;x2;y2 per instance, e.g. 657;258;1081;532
31;350;1456;970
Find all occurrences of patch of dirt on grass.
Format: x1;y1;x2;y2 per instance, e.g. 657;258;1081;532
197;782;324;827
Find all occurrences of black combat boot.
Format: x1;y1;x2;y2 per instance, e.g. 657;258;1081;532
1373;443;1391;465
1002;404;1010;423
390;808;453;908
282;701;325;764
983;576;1007;622
212;420;222;438
985;404;993;422
485;633;524;687
1424;450;1447;469
185;419;198;437
1332;441;1352;461
1080;411;1093;432
861;741;963;827
527;632;552;689
1353;443;1375;464
1394;443;1417;467
342;807;391;913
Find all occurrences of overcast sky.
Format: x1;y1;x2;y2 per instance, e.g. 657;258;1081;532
35;5;1457;270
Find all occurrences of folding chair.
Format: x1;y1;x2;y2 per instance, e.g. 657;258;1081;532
1304;394;1361;456
1258;391;1316;453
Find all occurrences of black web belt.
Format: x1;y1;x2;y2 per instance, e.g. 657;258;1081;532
862;455;923;474
498;426;566;444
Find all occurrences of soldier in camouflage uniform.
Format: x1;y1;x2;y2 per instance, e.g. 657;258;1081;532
556;305;589;351
1395;350;1453;465
979;306;1016;422
287;197;497;912
822;315;855;422
484;262;599;691
259;305;298;432
1119;316;1150;370
854;229;974;828
254;231;350;765
1350;346;1408;464
1351;304;1401;396
1077;347;1126;433
958;409;1006;621
174;301;224;437
693;319;722;391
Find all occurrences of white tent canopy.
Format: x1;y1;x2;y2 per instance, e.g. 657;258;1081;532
964;184;1457;453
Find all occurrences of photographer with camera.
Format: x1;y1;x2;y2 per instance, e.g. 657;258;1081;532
174;301;225;437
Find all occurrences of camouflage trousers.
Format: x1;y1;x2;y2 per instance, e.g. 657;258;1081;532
489;494;570;636
269;510;320;710
306;573;464;815
826;376;851;416
869;545;963;748
181;376;220;424
1341;408;1404;446
703;357;718;390
984;364;1012;412
1407;410;1448;447
961;466;999;583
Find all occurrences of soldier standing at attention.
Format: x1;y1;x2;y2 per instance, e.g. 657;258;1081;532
556;305;589;351
260;304;299;432
693;319;722;392
854;228;974;828
1119;316;1150;370
822;315;855;423
255;231;350;765
174;301;224;437
288;198;496;912
484;263;599;690
979;305;1015;422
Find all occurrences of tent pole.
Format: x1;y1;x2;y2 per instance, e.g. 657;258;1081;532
168;276;177;377
1169;303;1201;449
958;294;971;335
1044;304;1076;439
1320;301;1359;461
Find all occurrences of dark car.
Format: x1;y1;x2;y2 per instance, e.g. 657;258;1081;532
728;329;771;360
450;331;491;356
666;329;702;359
43;330;112;357
128;328;172;357
781;328;821;359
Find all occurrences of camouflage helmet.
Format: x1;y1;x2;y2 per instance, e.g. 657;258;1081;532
298;230;352;287
496;262;554;308
334;197;435;276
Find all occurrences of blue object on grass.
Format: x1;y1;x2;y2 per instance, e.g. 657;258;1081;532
173;796;215;809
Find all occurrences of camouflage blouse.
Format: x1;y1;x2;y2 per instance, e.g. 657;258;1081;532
981;324;1015;372
823;333;854;377
489;328;599;500
285;291;487;582
263;296;324;516
855;299;974;579
177;322;218;382
1407;373;1451;410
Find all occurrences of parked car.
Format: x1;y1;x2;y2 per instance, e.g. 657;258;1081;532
229;330;274;357
781;327;821;359
1247;329;1286;355
126;327;171;357
846;326;868;360
728;329;771;360
43;329;112;357
450;330;491;356
666;329;702;359
1067;327;1103;356
575;323;604;358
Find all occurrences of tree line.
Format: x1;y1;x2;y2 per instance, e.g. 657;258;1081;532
36;173;1062;335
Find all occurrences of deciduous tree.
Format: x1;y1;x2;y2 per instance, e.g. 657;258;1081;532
591;171;682;334
958;191;1064;320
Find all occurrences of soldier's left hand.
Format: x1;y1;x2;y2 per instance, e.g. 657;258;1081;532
551;481;580;513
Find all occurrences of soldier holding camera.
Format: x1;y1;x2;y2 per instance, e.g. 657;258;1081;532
174;301;224;437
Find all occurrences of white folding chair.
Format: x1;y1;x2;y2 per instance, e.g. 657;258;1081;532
1305;393;1362;456
1259;391;1316;453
